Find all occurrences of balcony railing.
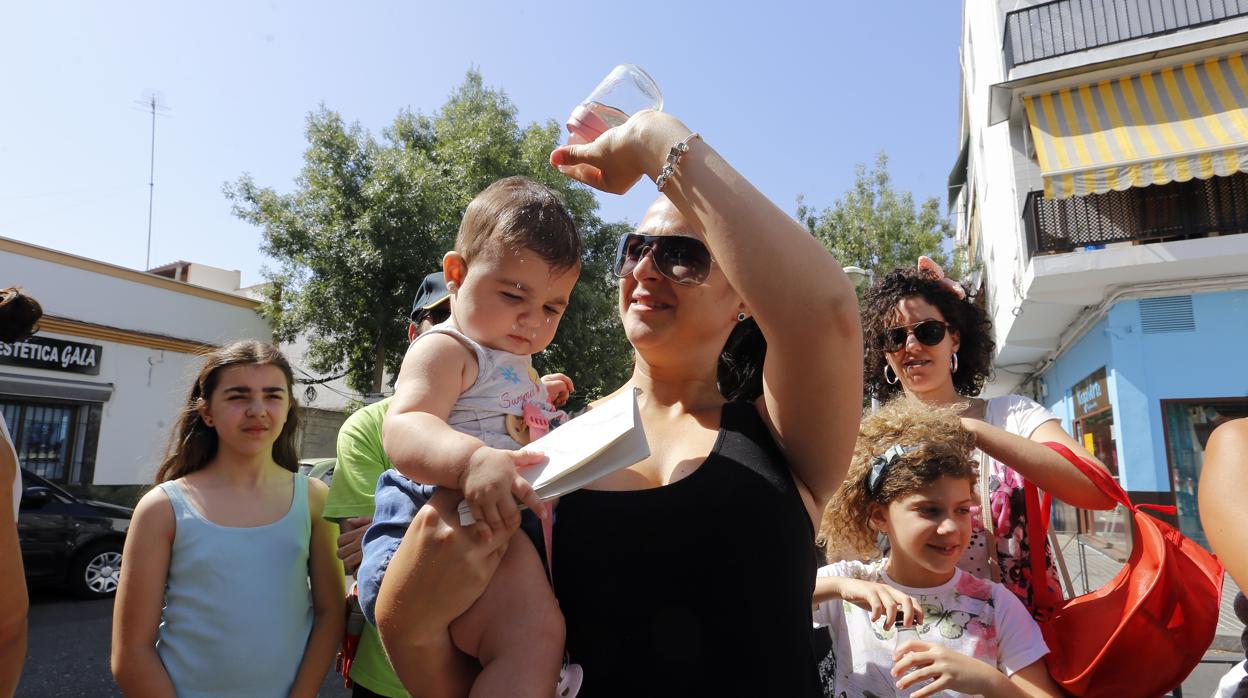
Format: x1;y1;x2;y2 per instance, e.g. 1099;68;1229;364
1023;171;1248;257
1004;0;1248;68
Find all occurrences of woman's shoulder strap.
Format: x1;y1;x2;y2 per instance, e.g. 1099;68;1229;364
155;480;187;514
292;471;309;509
292;472;312;530
153;479;192;524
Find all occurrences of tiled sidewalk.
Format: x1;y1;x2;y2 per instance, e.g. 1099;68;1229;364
1052;532;1243;651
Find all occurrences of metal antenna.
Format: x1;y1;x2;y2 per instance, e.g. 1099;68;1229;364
135;90;169;270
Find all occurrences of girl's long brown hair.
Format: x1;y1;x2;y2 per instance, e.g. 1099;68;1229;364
155;341;300;482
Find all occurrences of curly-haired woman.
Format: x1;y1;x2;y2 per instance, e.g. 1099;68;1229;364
858;259;1113;615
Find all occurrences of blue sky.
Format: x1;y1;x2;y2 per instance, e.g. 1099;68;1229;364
0;2;962;287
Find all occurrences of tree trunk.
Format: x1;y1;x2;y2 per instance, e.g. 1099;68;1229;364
372;334;385;394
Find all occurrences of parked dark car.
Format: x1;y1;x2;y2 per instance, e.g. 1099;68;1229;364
298;457;335;487
18;468;132;599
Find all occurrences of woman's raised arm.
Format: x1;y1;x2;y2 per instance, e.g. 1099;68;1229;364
552;111;862;508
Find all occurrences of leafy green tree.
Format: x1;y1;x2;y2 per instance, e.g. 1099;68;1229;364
797;153;957;282
225;70;633;405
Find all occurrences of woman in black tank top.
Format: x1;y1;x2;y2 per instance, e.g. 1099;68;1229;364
371;111;864;697
554;402;820;696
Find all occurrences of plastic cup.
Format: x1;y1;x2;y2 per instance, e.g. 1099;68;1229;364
566;64;663;145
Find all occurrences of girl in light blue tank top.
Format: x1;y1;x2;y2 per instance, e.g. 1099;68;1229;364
111;342;344;698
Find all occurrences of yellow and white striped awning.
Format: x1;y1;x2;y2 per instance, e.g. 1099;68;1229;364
1024;52;1248;199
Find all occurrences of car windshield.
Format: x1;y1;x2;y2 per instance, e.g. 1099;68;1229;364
21;469;76;502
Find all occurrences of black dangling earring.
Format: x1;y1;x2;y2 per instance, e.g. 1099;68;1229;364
884;364;899;385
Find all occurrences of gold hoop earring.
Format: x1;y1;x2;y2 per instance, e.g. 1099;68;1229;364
951;352;959;374
884;364;899;385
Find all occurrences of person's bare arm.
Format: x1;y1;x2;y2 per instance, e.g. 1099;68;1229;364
110;489;178;698
1005;659;1063;698
813;576;923;629
963;418;1115;510
1200;418;1248;588
0;448;26;698
376;489;515;697
552;111;862;513
384;334;544;535
288;479;345;698
383;333;482;486
894;644;1061;698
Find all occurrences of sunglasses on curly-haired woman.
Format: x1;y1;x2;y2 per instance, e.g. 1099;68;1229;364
881;319;952;353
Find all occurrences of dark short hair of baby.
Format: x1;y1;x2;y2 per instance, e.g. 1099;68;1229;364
456;176;583;274
819;398;979;561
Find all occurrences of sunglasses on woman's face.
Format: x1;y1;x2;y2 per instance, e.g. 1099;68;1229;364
613;232;713;286
882;319;951;353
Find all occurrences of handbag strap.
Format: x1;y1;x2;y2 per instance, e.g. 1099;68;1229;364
1025;441;1181;614
1022;478;1061;614
1042;441;1178;517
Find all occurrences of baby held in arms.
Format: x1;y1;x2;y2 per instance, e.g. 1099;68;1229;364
358;176;582;698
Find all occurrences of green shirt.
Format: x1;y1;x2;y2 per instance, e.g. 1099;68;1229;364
324;398;409;698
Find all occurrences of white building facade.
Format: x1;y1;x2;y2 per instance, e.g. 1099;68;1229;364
1;238;273;492
954;0;1248;546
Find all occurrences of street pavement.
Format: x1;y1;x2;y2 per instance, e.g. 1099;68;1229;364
15;582;1244;697
16;587;350;697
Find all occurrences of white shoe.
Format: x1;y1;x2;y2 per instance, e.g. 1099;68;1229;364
555;663;583;698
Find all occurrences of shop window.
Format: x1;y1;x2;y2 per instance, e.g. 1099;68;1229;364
1049;367;1130;548
1071;405;1129;550
1162;399;1248;552
0;398;102;485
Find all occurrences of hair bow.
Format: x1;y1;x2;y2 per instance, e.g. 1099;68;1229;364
866;443;919;498
917;256;966;300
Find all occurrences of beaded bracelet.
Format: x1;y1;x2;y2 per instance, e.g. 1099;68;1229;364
655;132;701;191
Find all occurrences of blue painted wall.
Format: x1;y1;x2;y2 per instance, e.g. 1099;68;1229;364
1041;289;1248;493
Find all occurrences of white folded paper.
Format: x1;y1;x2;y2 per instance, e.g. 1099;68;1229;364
457;387;648;526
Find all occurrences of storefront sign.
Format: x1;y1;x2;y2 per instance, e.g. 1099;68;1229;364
0;336;103;375
1073;367;1109;418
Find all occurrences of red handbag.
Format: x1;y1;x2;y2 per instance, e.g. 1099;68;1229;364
1024;442;1224;697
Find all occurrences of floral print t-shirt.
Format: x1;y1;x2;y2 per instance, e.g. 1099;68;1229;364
960;394;1063;617
812;560;1049;698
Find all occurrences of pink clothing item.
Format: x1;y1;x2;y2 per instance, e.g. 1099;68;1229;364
917;255;967;299
957;395;1065;618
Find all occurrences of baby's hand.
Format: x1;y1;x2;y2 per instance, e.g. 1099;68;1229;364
839;579;924;630
460;447;546;540
893;640;1005;698
540;373;574;407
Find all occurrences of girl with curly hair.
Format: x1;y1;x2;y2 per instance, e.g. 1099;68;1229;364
814;399;1060;698
859;258;1114;616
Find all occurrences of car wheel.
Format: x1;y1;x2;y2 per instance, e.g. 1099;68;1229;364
69;541;123;599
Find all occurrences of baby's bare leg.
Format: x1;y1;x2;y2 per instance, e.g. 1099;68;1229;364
450;533;563;698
